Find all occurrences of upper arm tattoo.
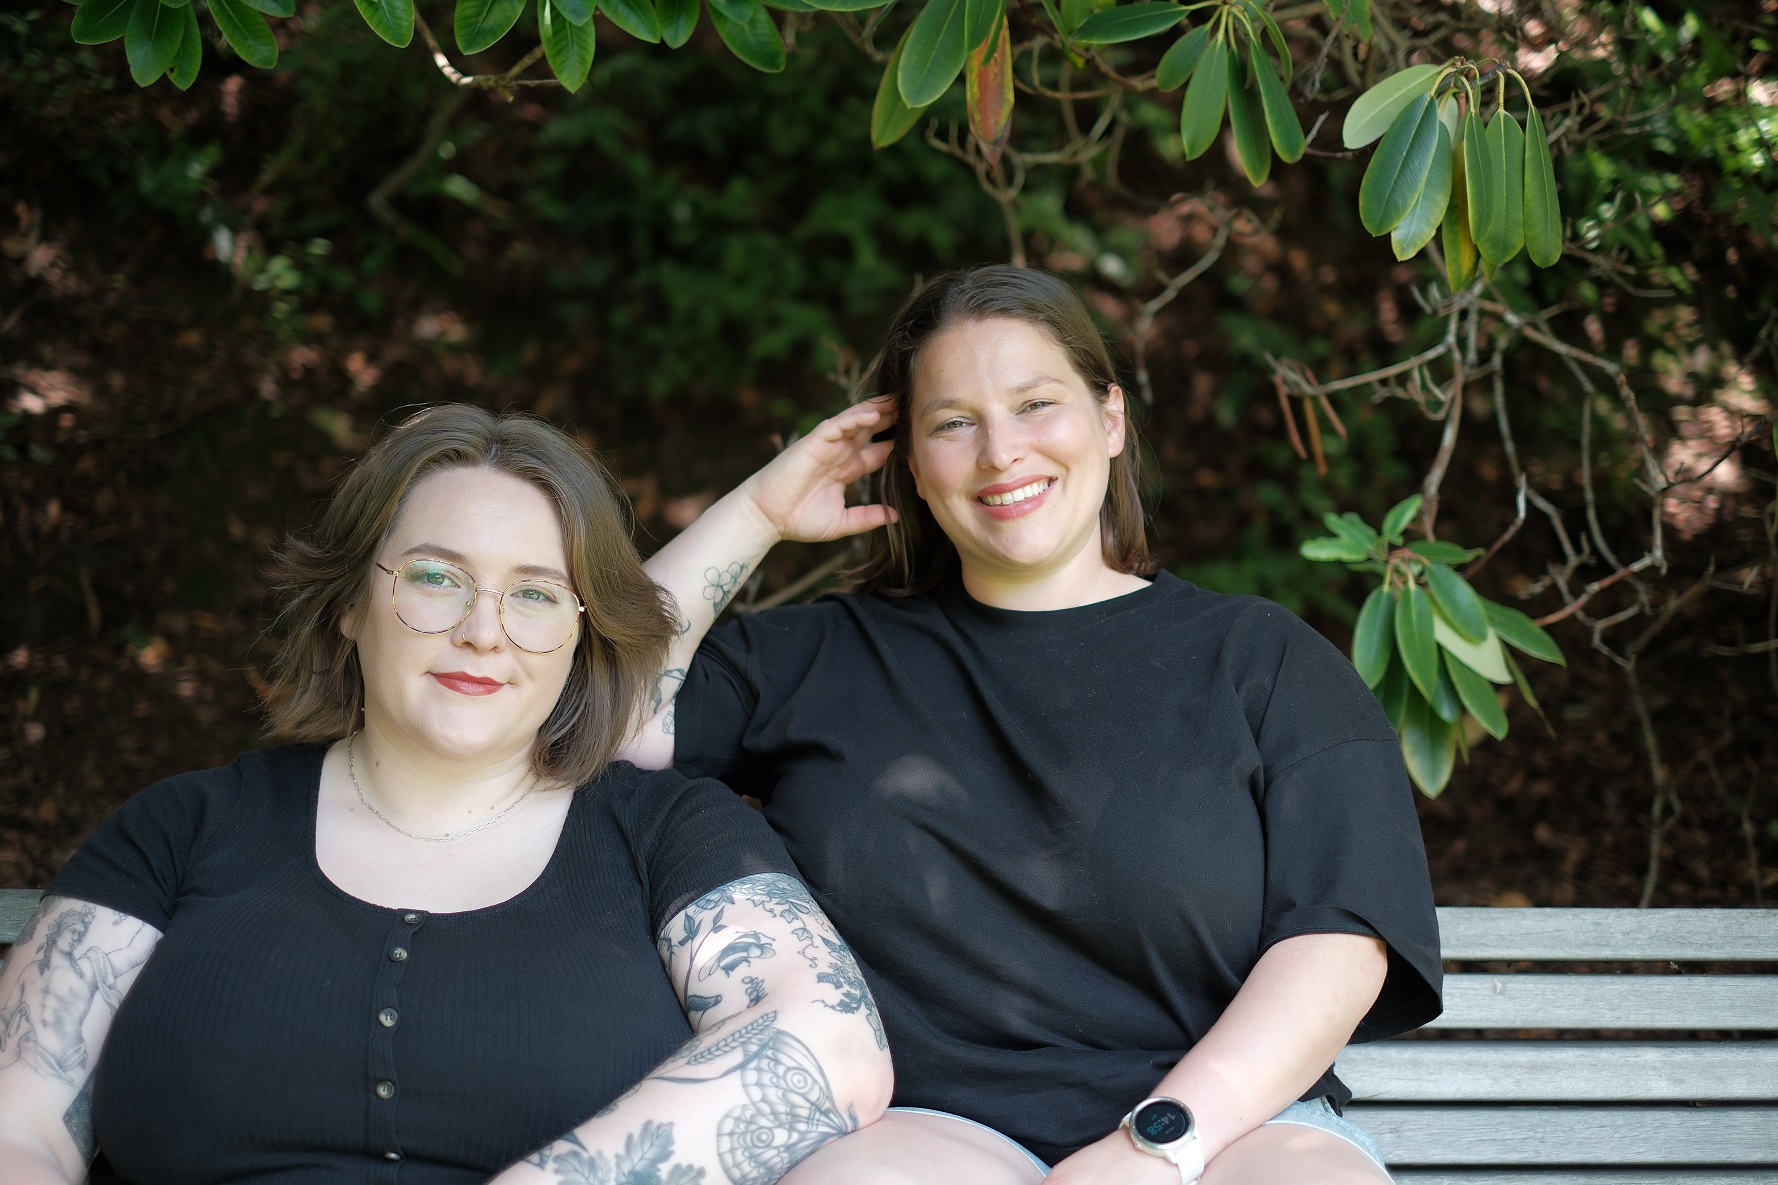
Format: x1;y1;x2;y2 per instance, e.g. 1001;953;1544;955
0;895;159;1163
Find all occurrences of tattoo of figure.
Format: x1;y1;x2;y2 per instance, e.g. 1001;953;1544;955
662;703;676;737
742;976;766;1007
0;896;156;1163
702;563;748;617
651;668;686;717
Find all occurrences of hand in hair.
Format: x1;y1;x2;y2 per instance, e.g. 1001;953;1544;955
737;400;900;545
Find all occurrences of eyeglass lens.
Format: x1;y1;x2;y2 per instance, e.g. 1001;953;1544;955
391;559;579;653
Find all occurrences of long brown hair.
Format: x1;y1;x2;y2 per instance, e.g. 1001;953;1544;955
262;404;674;787
852;266;1154;596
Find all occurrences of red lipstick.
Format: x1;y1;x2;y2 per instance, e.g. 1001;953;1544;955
431;671;504;696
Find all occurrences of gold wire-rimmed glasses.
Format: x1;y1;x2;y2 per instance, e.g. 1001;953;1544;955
375;558;584;655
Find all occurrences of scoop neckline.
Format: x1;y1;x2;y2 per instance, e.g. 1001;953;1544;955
299;741;589;920
941;569;1175;625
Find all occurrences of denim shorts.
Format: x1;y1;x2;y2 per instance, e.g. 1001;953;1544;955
889;1095;1389;1177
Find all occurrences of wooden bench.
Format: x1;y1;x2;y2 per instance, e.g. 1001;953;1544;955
3;892;1774;1179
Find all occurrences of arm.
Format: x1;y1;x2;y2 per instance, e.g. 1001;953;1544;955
0;895;162;1185
620;401;898;770
492;873;893;1185
1047;931;1388;1185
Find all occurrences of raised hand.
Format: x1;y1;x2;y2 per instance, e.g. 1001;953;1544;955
737;399;900;545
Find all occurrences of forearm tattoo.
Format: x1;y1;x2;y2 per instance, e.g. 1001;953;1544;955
0;895;157;1163
702;563;748;617
530;876;886;1184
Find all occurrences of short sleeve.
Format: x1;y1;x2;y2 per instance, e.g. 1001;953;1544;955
1250;610;1443;1041
673;607;830;799
46;762;245;932
615;764;802;933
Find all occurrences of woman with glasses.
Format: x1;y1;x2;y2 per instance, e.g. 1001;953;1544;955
0;406;890;1185
627;268;1442;1185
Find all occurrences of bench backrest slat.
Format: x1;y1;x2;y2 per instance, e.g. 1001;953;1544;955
1339;1040;1778;1102
1;888;41;945
1439;907;1778;962
1428;973;1778;1030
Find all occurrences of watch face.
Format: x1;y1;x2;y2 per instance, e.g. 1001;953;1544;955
1133;1100;1192;1146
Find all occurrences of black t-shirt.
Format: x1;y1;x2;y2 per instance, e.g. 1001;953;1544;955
675;572;1442;1165
46;743;798;1185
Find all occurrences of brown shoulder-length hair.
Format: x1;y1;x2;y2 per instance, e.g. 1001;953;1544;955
851;265;1155;597
262;404;674;787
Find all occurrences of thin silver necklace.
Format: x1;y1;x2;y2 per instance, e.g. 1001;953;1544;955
347;730;534;843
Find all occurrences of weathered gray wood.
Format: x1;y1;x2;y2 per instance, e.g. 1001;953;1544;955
1438;907;1778;962
1427;974;1778;1030
1;888;42;946
1348;1105;1778;1165
1394;1172;1778;1184
1339;1041;1778;1101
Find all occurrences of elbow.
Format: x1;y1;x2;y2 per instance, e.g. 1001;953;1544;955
832;1023;895;1126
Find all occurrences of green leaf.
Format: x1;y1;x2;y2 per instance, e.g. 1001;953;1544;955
455;0;525;52
1443;112;1478;291
1434;616;1512;684
1380;493;1422;542
1406;539;1481;564
799;0;886;6
158;0;191;9
1483;600;1565;666
1424;562;1488;644
1399;688;1456;797
1445;650;1508;739
1523;103;1561;267
1393;579;1440;703
706;0;750;15
1359;91;1440;236
1390;119;1451;259
71;0;135;44
1226;44;1271;186
873;26;932;146
168;0;201;87
209;0;277;65
1250;36;1303;162
1377;650;1409;731
964;0;1000;51
1504;649;1543;714
1060;0;1109;33
1470;108;1525;264
1247;3;1289;82
552;0;593;20
597;0;661;40
354;0;414;45
1352;586;1395;688
657;0;696;40
1341;62;1441;149
1325;0;1368;39
1300;536;1368;564
1179;28;1228;159
125;0;184;82
1154;23;1211;91
1428;647;1463;723
710;0;783;70
1324;511;1379;551
239;0;294;16
899;0;968;106
540;0;594;89
1036;0;1067;37
1070;0;1186;43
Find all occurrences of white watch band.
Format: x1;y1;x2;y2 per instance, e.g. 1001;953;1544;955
1123;1097;1204;1185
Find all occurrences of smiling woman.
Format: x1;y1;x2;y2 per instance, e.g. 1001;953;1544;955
0;406;891;1185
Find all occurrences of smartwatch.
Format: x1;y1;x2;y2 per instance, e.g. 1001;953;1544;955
1121;1096;1204;1185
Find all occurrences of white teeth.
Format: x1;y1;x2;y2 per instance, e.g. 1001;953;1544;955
980;479;1052;507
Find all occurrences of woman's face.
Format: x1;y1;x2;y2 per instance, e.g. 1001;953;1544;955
905;316;1127;586
343;466;579;771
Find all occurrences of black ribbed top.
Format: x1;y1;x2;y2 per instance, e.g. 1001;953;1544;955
47;743;796;1185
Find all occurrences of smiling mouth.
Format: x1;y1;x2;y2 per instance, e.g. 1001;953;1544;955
978;478;1054;507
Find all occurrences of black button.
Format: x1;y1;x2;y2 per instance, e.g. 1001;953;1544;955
389;947;408;962
402;912;419;925
375;1080;396;1100
378;1008;399;1028
384;1151;402;1162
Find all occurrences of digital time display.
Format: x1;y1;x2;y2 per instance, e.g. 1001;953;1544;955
1135;1099;1191;1145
